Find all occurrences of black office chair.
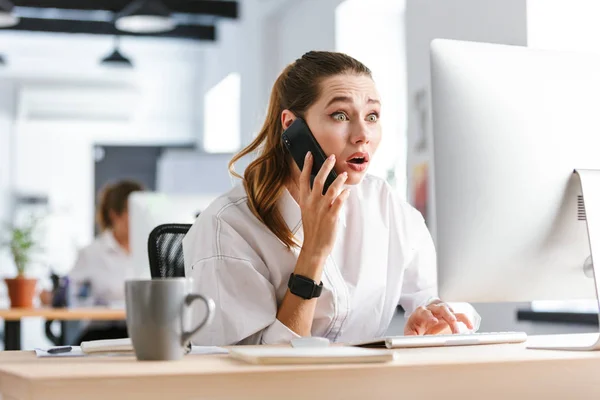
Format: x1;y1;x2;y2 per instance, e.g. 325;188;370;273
147;223;192;278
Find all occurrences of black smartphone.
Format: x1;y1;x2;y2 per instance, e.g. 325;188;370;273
282;118;338;195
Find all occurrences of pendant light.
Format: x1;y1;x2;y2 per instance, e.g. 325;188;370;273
115;0;175;34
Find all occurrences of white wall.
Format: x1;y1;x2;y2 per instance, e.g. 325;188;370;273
157;151;236;195
336;0;407;190
270;0;342;74
0;80;15;310
194;0;292;153
405;0;528;240
527;0;600;53
0;80;14;237
1;33;204;141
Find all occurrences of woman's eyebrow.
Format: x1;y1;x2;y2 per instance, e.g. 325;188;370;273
326;95;353;107
325;96;381;107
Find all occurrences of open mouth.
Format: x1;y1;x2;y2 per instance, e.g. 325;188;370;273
348;157;367;165
346;152;370;172
347;152;370;164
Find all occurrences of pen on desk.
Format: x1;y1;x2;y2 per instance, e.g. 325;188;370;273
47;346;72;354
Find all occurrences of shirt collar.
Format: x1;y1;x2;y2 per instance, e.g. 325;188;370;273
277;187;348;236
278;188;303;235
100;230;125;255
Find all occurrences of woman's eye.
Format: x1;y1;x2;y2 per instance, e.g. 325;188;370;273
367;113;379;122
332;112;348;122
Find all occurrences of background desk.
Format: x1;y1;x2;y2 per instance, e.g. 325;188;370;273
0;308;126;351
1;335;600;399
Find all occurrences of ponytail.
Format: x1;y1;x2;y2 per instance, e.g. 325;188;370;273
229;65;297;249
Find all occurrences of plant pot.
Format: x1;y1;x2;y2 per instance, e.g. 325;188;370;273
5;276;37;308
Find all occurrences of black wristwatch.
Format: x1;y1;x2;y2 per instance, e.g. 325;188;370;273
287;273;323;300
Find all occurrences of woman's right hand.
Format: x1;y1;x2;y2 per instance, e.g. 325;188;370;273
295;152;350;278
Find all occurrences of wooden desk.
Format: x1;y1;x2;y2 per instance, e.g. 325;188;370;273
1;334;600;400
0;308;126;351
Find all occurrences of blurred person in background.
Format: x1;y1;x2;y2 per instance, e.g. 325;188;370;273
42;179;143;344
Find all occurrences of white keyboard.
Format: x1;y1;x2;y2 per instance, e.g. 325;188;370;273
353;331;528;349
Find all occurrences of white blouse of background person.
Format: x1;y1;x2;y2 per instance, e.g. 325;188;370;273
182;55;480;346
69;230;135;307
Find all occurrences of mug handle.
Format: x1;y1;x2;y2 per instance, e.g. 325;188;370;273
180;294;216;346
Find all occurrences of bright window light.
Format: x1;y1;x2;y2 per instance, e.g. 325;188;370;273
203;72;241;153
528;0;600;53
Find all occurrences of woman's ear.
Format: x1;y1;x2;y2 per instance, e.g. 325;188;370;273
281;109;297;130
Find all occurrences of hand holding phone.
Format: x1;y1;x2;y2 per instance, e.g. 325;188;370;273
281;117;351;269
282;118;338;195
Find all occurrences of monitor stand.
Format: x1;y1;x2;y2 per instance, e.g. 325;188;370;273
527;169;600;351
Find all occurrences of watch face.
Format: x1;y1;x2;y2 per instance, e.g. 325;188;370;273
290;275;316;298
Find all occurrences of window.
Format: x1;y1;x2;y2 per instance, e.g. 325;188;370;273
203;72;241;153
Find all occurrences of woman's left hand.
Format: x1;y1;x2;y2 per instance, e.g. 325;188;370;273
404;301;474;335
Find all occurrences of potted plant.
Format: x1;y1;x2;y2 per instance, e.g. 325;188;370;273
2;217;41;308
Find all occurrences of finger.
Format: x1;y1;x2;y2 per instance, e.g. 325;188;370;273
429;304;460;334
424;321;453;335
455;313;474;330
299;151;313;198
326;172;348;204
330;188;351;215
406;307;439;336
312;154;336;197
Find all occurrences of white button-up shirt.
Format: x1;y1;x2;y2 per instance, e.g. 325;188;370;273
69;230;134;306
183;175;462;346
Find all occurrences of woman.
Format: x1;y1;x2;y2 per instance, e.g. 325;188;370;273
183;51;479;346
69;179;143;343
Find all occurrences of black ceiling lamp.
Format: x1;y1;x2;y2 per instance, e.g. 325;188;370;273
0;0;19;28
100;36;133;68
115;0;176;34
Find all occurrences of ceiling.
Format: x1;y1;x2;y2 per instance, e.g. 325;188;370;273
1;1;240;41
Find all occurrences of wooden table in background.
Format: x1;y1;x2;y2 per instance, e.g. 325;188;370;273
2;334;600;399
0;308;126;350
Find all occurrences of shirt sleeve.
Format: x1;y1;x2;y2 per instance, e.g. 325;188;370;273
68;248;91;290
183;211;303;346
185;256;301;346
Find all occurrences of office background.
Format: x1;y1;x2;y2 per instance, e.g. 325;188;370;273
0;0;598;350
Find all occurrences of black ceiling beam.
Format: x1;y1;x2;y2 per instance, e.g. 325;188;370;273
1;17;216;40
13;1;239;18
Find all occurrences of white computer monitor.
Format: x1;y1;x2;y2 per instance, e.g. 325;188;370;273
430;39;600;305
128;192;219;280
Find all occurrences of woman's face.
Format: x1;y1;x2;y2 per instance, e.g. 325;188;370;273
282;74;382;185
110;208;129;241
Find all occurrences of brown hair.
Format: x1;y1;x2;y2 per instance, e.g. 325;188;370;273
97;179;144;231
228;51;372;249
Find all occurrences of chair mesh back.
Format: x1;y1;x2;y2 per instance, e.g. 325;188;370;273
147;224;192;278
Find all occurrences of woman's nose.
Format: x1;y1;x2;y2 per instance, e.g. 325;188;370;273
351;121;370;144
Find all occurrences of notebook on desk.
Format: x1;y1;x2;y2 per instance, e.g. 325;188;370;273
81;338;133;354
64;338;227;357
228;346;394;365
